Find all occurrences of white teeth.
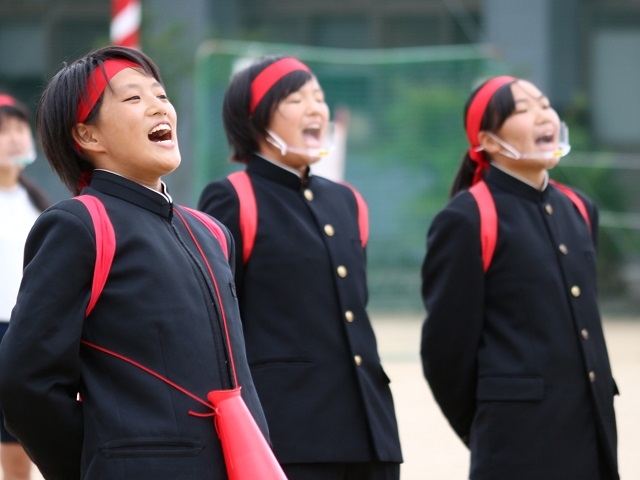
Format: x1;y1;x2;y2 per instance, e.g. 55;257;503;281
150;123;171;134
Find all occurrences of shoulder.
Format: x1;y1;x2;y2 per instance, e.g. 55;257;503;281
549;180;598;224
197;176;240;214
37;198;96;230
314;176;366;205
431;190;481;231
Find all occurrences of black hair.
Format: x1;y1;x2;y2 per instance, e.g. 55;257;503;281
36;45;164;195
0;94;30;127
222;55;313;163
449;79;516;197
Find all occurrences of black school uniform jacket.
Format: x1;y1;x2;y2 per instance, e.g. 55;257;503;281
0;171;268;480
198;155;402;464
421;166;619;480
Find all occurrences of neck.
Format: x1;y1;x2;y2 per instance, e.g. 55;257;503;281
0;167;20;190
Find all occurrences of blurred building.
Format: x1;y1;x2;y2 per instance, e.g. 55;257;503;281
1;0;639;196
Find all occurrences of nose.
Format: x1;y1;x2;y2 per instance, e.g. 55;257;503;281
536;104;557;125
148;95;169;116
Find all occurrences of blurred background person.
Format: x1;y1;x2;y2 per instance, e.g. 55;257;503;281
0;93;50;480
420;76;619;480
198;56;403;480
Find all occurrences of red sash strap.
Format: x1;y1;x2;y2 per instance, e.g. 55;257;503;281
81;339;214;416
341;182;369;248
179;206;230;260
227;171;257;264
73;195;116;317
468;181;497;273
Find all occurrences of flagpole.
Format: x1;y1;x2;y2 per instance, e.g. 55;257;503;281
111;0;141;49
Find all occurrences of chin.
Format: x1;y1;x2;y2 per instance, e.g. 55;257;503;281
545;158;561;170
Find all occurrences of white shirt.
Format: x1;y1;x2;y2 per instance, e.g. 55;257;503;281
0;185;41;320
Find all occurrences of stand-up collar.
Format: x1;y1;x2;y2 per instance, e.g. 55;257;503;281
87;170;173;219
484;165;550;203
246;154;312;190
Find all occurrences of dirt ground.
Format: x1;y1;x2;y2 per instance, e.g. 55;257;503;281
374;314;640;480
17;315;640;480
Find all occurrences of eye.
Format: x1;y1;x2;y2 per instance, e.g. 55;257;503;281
157;94;168;100
124;95;140;102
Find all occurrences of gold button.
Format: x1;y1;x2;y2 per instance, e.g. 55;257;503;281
337;265;347;278
571;285;581;297
303;189;314;201
345;310;354;322
324;224;335;236
559;244;568;255
581;328;590;340
354;355;362;366
589;370;596;382
545;204;553;215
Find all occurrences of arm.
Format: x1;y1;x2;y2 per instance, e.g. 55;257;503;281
420;195;485;444
0;206;94;480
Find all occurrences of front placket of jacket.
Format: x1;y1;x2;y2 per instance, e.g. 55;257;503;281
538;186;618;468
169;209;235;390
299;177;365;363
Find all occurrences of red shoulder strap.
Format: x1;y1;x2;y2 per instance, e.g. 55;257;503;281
179;206;229;260
341;182;369;248
73;195;116;317
549;179;592;232
469;181;497;273
227;171;257;264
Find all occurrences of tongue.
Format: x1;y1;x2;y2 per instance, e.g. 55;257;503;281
303;132;321;147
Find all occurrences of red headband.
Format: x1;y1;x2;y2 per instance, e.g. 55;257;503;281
0;94;17;108
249;58;311;114
465;75;516;184
77;59;142;123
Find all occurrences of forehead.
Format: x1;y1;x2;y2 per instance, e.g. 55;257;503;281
290;76;322;93
0;113;28;129
106;67;160;93
511;80;545;100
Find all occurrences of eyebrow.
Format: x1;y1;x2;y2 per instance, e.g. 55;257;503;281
114;80;163;93
515;94;548;104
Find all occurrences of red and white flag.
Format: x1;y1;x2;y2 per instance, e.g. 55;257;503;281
111;0;141;49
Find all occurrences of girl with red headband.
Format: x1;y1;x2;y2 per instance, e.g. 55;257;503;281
420;76;619;479
0;46;269;480
198;56;402;480
0;93;50;480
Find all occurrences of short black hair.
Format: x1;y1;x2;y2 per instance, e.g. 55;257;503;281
36;45;164;195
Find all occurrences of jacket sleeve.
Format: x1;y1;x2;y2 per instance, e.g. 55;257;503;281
0;205;94;480
420;193;485;445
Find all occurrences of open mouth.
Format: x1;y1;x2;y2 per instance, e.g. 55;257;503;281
148;123;172;143
302;125;322;146
535;133;555;146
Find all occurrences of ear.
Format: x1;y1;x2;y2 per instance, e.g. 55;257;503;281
72;123;106;155
478;131;502;156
